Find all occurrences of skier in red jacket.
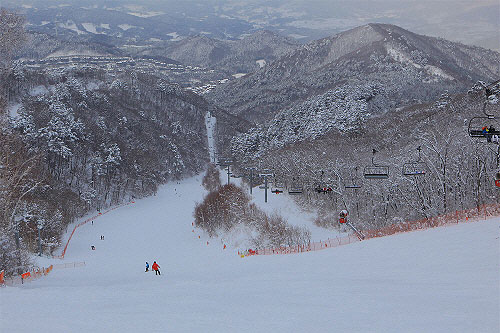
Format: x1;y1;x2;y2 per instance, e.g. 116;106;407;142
152;261;160;275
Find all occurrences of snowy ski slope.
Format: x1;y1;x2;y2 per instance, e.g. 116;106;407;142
1;175;499;332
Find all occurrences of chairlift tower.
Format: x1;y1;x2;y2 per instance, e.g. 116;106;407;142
217;158;233;185
243;167;257;195
259;170;274;203
37;221;44;256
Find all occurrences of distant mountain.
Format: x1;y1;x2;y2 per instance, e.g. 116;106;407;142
145;30;300;73
208;23;500;123
16;31;124;59
12;4;254;47
8;0;498;51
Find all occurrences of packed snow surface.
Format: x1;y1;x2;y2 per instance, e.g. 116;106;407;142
205;112;217;164
1;175;499;332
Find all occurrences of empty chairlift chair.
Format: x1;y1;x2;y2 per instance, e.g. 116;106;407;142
364;149;389;179
288;184;303;195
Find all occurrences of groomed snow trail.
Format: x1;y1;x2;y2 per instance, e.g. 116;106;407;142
1;175;499;332
205;111;217;163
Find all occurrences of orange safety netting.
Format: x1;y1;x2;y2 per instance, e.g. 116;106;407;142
2;262;84;287
241;203;500;257
56;201;135;259
239;234;360;257
364;203;500;239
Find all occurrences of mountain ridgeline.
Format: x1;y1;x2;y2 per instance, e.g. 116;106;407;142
208;23;500;124
152;30;301;74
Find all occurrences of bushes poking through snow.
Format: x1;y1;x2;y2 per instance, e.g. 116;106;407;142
194;183;310;248
202;164;221;192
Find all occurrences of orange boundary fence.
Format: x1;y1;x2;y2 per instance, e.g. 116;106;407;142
1;201;133;286
2;262;86;287
364;203;500;239
239;234;360;257
241;203;500;257
55;201;135;259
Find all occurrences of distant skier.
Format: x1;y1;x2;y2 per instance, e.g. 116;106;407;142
145;262;149;272
152;261;160;275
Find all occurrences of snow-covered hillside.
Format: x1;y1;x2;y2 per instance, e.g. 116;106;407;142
1;175;498;332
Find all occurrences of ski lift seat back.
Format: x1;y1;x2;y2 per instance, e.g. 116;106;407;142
468;120;500;138
402;163;426;176
364;166;389;179
316;186;333;193
364;149;390;180
288;187;303;195
402;146;427;176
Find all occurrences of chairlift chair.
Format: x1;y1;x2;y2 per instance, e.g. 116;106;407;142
364;149;389;179
288;188;303;194
315;186;333;193
468;81;500;141
402;146;427;176
271;181;284;194
467;117;500;140
313;170;334;193
288;185;303;195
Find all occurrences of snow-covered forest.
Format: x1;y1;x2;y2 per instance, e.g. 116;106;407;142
228;85;500;234
1;10;216;274
0;3;499;332
1;6;499;281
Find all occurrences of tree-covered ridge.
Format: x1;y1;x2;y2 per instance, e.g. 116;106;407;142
231;84;375;160
209;24;500;123
231;85;500;232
